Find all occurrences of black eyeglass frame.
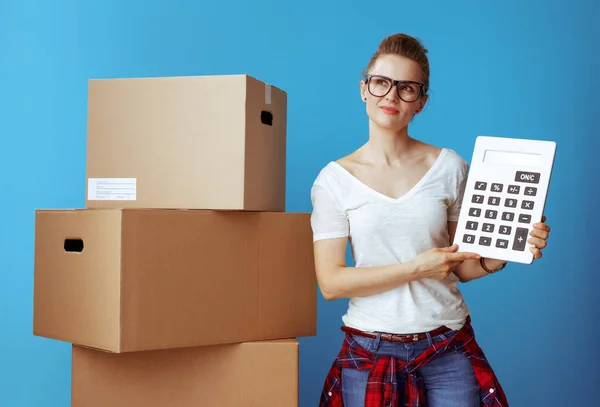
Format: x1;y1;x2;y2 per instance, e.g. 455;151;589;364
365;74;428;103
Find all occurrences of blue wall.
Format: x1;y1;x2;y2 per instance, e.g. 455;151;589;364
1;0;599;405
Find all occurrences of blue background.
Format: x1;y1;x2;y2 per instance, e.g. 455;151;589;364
1;0;599;405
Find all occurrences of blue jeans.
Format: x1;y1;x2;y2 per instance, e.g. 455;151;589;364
341;329;480;407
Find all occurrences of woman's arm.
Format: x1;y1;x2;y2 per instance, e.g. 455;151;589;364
447;221;506;283
314;234;480;300
449;218;551;283
313;236;422;300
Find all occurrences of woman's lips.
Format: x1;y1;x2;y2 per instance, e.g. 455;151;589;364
380;106;399;115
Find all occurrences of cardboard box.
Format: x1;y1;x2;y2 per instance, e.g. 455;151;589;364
72;339;298;407
85;74;287;211
33;209;316;352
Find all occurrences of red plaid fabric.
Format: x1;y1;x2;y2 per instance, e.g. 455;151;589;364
319;316;509;407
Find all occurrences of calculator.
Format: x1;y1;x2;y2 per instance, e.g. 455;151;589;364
453;136;557;264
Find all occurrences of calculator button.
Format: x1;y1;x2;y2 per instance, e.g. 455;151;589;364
496;239;509;249
518;214;531;223
512;227;529;251
463;234;476;244
466;221;478;230
507;185;520;194
469;208;481;217
482;223;495;233
524;187;537;196
502;212;515;221
521;200;534;210
498;225;512;235
504;198;517;208
485;210;498;219
479;236;492;246
474;182;487;190
515;171;540;184
472;195;484;204
491;183;503;192
487;196;500;206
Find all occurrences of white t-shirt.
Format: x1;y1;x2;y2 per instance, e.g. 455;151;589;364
310;148;471;334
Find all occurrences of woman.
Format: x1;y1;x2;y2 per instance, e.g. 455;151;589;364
311;33;550;407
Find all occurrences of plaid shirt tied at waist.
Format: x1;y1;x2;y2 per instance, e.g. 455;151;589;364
319;316;509;407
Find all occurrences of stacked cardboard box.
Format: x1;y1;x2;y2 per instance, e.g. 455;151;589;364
33;74;317;406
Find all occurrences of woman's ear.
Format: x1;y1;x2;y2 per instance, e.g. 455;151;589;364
417;94;429;112
359;81;367;101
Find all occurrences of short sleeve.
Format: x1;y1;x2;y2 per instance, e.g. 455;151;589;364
310;183;349;242
447;156;469;222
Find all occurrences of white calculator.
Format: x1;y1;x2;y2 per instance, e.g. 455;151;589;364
454;136;557;264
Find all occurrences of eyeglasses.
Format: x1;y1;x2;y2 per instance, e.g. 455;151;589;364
365;75;427;103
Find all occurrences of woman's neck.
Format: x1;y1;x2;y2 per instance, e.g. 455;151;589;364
362;121;417;167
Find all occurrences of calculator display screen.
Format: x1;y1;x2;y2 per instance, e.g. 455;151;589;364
483;150;542;167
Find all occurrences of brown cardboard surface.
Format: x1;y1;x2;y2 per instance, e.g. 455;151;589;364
85;74;287;211
72;339;299;407
33;209;316;352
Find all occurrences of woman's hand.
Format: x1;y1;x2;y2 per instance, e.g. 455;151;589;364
529;215;551;260
410;244;481;280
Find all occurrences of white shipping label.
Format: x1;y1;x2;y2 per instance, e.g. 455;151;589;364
265;84;272;105
88;178;137;201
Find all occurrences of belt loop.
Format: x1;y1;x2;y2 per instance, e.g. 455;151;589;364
425;332;433;347
374;332;382;350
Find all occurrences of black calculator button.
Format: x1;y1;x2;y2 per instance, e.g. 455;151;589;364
491;183;503;192
469;208;481;217
515;171;540;184
499;225;512;235
487;196;500;206
512;227;529;251
482;223;495;233
521;200;534;210
479;236;492;246
474;182;487;190
496;239;509;249
463;234;476;244
472;194;484;204
504;198;517;208
485;210;498;219
502;212;515;221
466;221;478;230
507;185;520;194
518;214;532;223
524;187;537;196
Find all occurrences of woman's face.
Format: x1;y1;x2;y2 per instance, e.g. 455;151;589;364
360;54;428;132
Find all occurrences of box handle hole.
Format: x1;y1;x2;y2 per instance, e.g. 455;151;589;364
261;111;273;126
64;238;84;253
